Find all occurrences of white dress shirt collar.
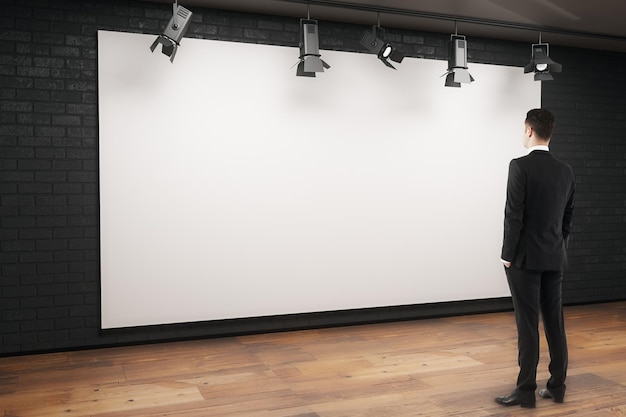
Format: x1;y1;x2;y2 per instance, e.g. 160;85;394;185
527;145;549;154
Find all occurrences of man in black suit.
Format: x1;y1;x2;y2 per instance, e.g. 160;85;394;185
495;109;575;408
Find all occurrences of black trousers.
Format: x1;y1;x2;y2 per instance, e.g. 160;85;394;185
505;266;568;393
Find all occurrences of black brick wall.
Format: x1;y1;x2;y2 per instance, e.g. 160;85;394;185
1;0;625;355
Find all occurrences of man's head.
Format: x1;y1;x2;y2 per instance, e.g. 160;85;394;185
524;108;554;147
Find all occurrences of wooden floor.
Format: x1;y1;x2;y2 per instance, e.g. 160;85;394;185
1;302;625;417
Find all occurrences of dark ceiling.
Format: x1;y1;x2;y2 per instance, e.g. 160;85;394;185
147;0;626;53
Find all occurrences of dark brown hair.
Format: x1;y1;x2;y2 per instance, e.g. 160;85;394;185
525;108;555;140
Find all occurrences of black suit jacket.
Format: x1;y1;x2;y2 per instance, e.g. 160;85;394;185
501;150;575;271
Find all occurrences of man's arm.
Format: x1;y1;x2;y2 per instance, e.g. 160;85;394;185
501;159;525;264
562;168;575;247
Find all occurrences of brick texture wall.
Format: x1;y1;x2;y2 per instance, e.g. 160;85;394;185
1;0;625;355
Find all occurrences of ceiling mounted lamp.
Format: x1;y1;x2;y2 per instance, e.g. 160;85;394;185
296;8;330;77
443;32;474;87
359;13;404;69
150;1;193;63
524;32;562;81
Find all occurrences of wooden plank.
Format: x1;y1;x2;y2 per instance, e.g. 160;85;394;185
1;382;204;417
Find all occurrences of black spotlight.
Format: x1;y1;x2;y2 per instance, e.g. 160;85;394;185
360;25;404;69
524;43;562;81
444;34;474;87
150;1;193;63
296;19;330;77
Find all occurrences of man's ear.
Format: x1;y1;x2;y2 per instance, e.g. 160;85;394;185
525;126;533;138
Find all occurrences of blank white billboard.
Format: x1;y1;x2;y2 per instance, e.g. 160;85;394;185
98;30;540;329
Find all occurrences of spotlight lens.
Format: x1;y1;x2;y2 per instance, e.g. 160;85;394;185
536;63;548;71
382;45;392;58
